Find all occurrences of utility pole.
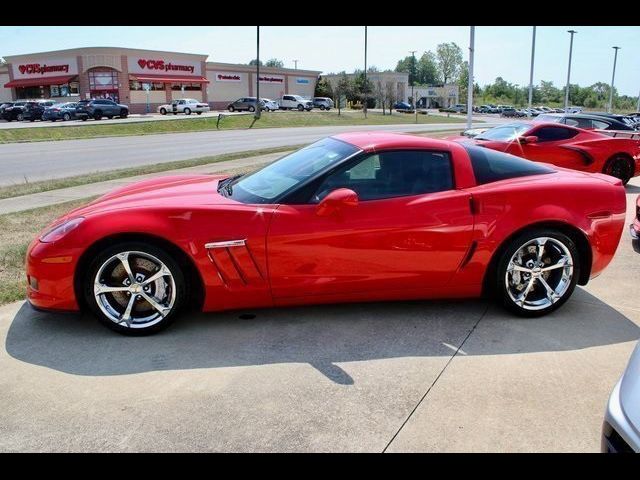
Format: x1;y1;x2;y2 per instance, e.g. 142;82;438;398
293;59;298;70
409;50;416;107
528;26;536;116
364;26;368;119
564;29;577;110
608;46;620;113
466;26;475;130
255;26;261;120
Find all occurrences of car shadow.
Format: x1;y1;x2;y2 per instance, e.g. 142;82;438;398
5;288;639;384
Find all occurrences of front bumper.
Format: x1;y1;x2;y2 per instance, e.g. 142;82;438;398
631;223;639;240
25;238;80;311
602;379;640;452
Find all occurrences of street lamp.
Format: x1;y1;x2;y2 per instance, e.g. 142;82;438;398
364;26;368;119
255;26;261;120
528;26;536;116
564;29;577;110
608;46;621;113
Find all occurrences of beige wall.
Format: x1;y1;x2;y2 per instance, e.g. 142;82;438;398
130;90;166;104
252;74;286;100
0;73;11;102
287;77;316;98
171;90;203;102
207;71;249;103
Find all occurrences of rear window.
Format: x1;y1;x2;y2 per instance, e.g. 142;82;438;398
463;145;555;185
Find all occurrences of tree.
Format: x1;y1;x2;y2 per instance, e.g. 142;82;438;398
458;61;469;103
264;58;284;68
436;42;463;84
395;55;418;85
416;51;440;85
367;65;380;73
315;76;333;98
384;81;397;113
375;80;386;114
248;59;263;66
334;72;352;115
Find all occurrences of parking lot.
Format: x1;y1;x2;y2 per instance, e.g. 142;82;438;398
0;178;638;452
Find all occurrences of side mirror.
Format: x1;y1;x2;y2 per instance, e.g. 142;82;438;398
519;135;538;144
316;188;358;217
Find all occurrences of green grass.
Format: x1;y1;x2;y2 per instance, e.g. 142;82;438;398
0;145;300;200
0;111;467;144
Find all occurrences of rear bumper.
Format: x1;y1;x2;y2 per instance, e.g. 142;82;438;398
602;379;640;452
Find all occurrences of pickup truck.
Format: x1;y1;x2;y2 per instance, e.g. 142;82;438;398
76;99;129;120
279;95;313;111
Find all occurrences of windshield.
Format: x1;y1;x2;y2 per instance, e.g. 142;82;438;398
220;137;360;204
476;123;532;141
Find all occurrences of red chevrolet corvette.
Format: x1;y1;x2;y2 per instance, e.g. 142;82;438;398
448;122;640;184
26;133;627;334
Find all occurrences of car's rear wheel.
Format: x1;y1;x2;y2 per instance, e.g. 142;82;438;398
248;106;255;112
84;242;185;335
319;105;325;110
160;108;167;115
228;106;235;112
93;111;102;120
496;230;579;317
62;113;71;121
17;113;24;121
297;104;304;111
196;111;202;115
120;109;128;118
184;108;191;115
603;155;632;185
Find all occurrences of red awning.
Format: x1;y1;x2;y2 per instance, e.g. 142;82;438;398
129;74;209;83
4;75;77;88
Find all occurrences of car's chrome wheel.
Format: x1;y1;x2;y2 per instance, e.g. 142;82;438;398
505;237;573;311
497;230;579;317
93;251;176;329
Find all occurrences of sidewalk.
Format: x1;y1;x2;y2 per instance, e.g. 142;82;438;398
0;151;290;215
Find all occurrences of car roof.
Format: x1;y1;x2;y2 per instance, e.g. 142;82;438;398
332;132;458;152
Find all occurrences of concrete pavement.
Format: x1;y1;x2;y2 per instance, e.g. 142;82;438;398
0;177;638;452
0;122;501;187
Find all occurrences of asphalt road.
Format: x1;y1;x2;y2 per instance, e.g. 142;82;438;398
0;178;638;452
0;122;498;186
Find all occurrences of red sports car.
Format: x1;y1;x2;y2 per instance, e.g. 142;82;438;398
26;133;627;335
448;122;640;185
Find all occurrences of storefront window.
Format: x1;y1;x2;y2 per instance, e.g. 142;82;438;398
171;83;202;91
16;86;45;99
129;81;165;91
89;69;119;90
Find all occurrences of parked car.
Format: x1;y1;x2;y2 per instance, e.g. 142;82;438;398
312;97;334;110
451;104;467;113
21;100;55;121
394;101;414;112
565;106;583;114
157;98;210;116
42;102;89;122
1;100;31;122
226;97;265;113
0;102;14;116
478;105;492;114
534;113;637;131
26;132;626;334
447;121;640;184
76;99;129;120
500;107;520;118
279;94;313;111
602;338;640;452
261;98;279;112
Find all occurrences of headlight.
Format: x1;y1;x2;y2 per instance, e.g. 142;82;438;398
40;217;84;243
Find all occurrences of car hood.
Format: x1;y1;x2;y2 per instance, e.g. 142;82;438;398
66;174;240;217
620;341;640;437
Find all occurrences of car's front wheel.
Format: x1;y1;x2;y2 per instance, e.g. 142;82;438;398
184;108;191;115
84;242;185;335
228;106;235;112
496;230;579;317
160;108;167;115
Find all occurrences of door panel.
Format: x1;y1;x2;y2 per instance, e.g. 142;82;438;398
267;190;474;299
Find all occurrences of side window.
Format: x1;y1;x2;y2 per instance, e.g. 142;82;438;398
534;126;579;142
312;150;454;203
591;119;609;130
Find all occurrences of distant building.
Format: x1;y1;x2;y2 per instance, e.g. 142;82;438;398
321;70;459;109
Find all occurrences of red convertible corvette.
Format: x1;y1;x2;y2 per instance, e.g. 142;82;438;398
448;122;640;185
26;133;627;335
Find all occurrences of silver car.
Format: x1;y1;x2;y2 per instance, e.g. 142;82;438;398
602;340;640;452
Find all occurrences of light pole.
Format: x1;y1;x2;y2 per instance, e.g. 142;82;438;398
564;29;577;110
466;26;475;130
364;26;368;119
293;59;298;70
409;50;416;107
528;26;536;116
608;46;620;113
255;26;261;120
637;87;640;113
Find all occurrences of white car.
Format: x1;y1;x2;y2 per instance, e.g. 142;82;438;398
278;94;313;111
157;98;210;115
261;98;279;112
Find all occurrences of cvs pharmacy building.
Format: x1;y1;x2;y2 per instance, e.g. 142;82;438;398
0;47;320;113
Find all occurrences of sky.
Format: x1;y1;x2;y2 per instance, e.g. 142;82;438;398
1;26;638;96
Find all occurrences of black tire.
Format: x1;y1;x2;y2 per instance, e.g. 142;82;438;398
50;119;57;122
297;104;304;111
196;111;202;115
93;111;102;120
184;108;191;115
120;110;128;119
495;229;580;317
319;105;325;111
603;155;632;185
228;106;235;112
62;113;71;121
17;113;24;121
83;241;186;336
160;108;167;115
107;115;113;120
81;117;87;121
248;106;255;112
